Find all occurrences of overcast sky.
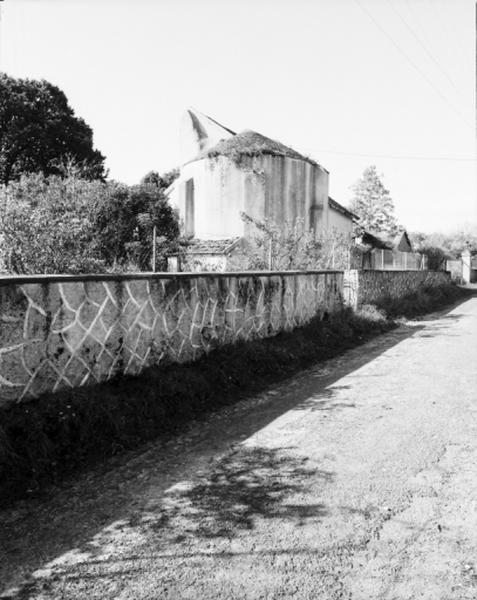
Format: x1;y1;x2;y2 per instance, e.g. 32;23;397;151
1;0;475;233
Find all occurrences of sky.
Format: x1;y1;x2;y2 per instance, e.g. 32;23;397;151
0;0;475;234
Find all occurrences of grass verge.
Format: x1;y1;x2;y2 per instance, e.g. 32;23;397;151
373;282;472;319
0;283;471;508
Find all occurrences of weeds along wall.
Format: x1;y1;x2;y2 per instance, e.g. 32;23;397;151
0;271;344;405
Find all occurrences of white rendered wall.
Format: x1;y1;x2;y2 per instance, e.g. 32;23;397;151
328;207;354;236
169;154;330;239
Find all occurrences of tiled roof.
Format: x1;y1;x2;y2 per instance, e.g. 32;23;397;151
328;197;358;220
360;231;393;250
187;237;242;255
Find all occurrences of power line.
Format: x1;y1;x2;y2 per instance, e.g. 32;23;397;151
405;0;468;67
315;149;476;161
387;0;461;95
425;0;470;64
353;0;473;129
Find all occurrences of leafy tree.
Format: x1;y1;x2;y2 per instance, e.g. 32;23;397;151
140;168;179;191
0;74;105;184
409;226;477;267
94;182;180;270
0;172;180;274
349;166;399;238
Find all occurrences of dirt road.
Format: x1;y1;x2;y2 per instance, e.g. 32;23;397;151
1;296;477;599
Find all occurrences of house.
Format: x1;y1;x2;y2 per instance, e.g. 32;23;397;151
328;197;358;236
356;229;425;270
167;109;356;271
357;230;393;251
392;230;413;252
168;238;244;273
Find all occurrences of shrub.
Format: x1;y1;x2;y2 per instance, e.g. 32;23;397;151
239;213;354;270
0;171;180;274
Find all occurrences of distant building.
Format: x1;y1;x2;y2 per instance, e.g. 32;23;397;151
357;229;413;253
356;229;425;270
392;230;413;253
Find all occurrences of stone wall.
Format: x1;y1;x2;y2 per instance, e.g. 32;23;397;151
446;259;463;282
0;271;343;405
344;270;451;309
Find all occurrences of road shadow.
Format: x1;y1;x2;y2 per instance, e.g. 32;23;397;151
1;294;473;595
293;385;355;413
409;302;475;338
2;446;331;596
157;446;331;540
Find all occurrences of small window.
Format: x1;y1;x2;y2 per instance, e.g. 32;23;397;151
310;205;321;231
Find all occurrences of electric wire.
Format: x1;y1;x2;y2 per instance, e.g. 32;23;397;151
314;149;476;161
353;0;472;129
387;0;461;94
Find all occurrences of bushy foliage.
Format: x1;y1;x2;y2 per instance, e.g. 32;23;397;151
0;172;106;273
0;170;179;274
349;166;399;238
0;74;105;184
240;212;354;270
374;283;468;319
141;168;179;190
94;182;180;271
410;227;477;261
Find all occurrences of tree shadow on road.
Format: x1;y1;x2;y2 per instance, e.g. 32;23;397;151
3;445;332;597
2;294;474;595
141;445;331;541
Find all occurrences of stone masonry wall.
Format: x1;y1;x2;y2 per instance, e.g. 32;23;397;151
344;270;451;309
0;271;343;405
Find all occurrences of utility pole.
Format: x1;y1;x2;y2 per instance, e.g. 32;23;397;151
152;225;157;272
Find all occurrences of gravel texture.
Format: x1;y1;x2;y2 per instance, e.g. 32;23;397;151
1;296;476;599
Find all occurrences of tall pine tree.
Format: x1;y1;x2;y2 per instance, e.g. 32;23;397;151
349;166;399;238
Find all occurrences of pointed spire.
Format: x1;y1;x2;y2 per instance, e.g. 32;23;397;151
180;108;235;164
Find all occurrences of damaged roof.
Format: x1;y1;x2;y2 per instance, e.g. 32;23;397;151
198;130;322;168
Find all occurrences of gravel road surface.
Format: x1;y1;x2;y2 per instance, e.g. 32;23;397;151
1;296;476;599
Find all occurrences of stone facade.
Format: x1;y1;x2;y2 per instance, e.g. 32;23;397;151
344;269;451;309
0;271;343;405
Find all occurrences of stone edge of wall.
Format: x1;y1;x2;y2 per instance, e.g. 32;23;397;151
0;270;344;286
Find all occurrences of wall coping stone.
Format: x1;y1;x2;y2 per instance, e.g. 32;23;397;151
360;269;449;274
0;270;344;286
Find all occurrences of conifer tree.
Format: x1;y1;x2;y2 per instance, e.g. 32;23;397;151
349;166;399;238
